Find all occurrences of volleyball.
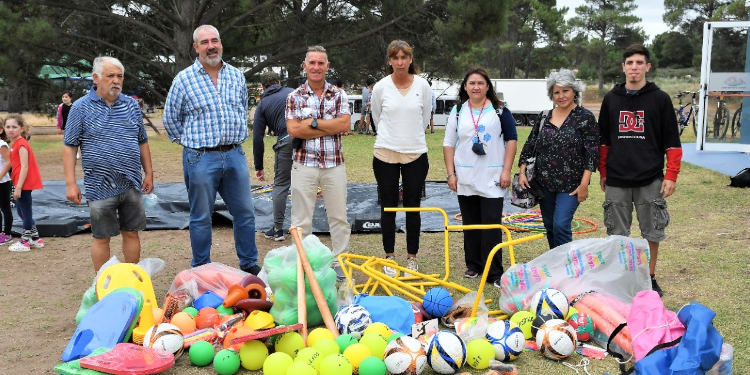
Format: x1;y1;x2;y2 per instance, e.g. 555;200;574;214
535;319;577;360
425;330;466;374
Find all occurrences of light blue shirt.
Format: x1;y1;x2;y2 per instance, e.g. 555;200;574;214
163;59;248;149
64;89;147;200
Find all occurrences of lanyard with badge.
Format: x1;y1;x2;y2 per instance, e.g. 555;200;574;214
468;98;487;155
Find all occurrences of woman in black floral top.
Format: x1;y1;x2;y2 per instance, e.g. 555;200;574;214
518;69;599;249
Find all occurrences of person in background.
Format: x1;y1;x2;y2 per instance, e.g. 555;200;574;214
518;69;598;251
57;91;73;135
429;90;436;134
598;44;682;297
63;56;153;272
253;71;294;242
163;24;260;275
286;45;351;280
0;124;13;245
371;40;432;276
0;115;44;252
443;66;517;287
361;76;376;135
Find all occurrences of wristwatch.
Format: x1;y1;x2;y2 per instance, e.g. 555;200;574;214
310;117;318;129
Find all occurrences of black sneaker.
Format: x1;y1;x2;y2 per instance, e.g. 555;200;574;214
264;227;285;241
492;279;503;288
242;264;262;275
651;276;664;297
464;269;479;279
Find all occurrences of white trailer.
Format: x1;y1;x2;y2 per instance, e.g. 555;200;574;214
492;79;553;127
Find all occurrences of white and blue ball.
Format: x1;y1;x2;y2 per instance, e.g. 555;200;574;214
528;288;569;319
425;330;466;374
334;304;371;339
486;320;525;361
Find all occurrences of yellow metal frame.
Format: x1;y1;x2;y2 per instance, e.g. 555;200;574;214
337;207;544;318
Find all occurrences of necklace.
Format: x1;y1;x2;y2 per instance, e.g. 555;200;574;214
468;98;487;135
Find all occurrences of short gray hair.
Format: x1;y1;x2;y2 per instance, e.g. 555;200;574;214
305;45;328;61
193;24;220;43
92;56;125;76
547;69;584;104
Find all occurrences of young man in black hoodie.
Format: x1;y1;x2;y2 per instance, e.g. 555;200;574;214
598;44;682;297
253;72;295;241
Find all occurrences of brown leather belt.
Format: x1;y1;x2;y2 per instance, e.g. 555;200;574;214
200;144;238;152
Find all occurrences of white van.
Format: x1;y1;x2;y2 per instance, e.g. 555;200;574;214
347;94;363;130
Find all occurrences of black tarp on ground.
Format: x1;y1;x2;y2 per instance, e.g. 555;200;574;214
21;181;522;237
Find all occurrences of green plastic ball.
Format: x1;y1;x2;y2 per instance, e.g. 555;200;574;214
216;304;234;317
188;340;215;366
213;348;241;375
358;356;386;375
336;333;358;353
182;306;199;317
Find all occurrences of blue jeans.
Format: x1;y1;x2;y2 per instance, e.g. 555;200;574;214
539;187;579;249
15;190;35;230
183;146;258;270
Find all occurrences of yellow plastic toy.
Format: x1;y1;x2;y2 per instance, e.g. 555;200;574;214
96;263;159;308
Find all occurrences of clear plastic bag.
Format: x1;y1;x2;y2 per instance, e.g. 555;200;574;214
446;291;489;342
167;262;248;299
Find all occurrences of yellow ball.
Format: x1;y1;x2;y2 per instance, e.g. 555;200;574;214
566;306;579;321
263;352;293;375
510;311;536;340
295;347;322;372
307;327;336;347
285;361;317;375
363;322;391;340
320;353;353;375
275;331;305;358
343;343;372;368
359;333;388;359
239;340;268;370
465;339;494;369
313;338;340;358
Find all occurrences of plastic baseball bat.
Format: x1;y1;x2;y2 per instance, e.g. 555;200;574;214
230;323;304;345
289;227;339;338
297;241;308;343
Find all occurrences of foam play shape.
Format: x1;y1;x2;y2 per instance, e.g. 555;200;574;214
62;289;143;362
54;347;109;375
96;263;158;308
79;343;174;375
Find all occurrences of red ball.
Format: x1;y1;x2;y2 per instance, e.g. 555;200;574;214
411;302;425;323
196;307;220;329
568;312;594;342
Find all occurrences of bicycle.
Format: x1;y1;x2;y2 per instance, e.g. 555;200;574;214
713;94;730;139
731;103;742;138
674;91;698;136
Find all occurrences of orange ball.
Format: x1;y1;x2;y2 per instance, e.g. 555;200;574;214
152;307;164;323
224;325;255;351
195;307;220;329
170;311;196;334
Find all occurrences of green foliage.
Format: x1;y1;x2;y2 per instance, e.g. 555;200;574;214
653;32;695;68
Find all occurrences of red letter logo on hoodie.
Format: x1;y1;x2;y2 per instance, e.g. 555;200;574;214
618;110;645;133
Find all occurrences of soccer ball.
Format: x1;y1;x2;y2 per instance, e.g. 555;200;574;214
383;335;427;375
486;320;525;361
334;304;371;339
426;331;466;374
143;323;184;358
528;288;569;319
536;319;577;360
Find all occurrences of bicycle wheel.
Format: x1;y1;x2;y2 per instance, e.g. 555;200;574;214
713;105;730;139
732;106;742;138
675;109;685;135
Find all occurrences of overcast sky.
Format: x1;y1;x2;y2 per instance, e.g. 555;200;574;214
556;0;669;42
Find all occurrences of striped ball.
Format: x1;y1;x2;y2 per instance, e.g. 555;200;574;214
528;288;569;319
426;331;466;374
143;323;184;358
486;320;525;361
383;335;427;375
535;319;577;360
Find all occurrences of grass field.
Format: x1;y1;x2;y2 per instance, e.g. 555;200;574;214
3;73;747;373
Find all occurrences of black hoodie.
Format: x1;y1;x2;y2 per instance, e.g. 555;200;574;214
598;82;681;187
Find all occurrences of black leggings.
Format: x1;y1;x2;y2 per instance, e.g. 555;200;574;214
373;153;429;255
0;181;12;234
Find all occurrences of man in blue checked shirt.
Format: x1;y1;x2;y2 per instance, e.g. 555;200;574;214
63;56;154;272
163;24;260;275
286;45;351;280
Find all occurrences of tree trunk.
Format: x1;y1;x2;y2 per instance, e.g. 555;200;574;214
173;0;196;72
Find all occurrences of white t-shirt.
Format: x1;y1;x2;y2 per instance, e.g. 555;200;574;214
0;140;9;184
371;75;432;154
443;103;508;198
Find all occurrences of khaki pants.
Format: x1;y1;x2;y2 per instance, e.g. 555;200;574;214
291;162;350;258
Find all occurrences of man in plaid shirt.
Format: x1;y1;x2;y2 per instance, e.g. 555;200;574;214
286;45;351;280
163;24;259;275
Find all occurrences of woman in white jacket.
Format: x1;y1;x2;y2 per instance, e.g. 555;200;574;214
371;40;432;276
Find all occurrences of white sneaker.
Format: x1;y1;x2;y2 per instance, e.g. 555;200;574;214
29;238;44;248
9;240;31;252
405;257;419;275
382;256;398;277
